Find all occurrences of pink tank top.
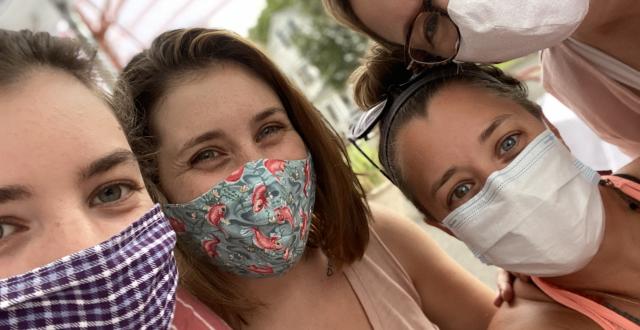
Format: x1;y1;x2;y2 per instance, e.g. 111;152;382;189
171;288;231;330
343;228;439;329
541;40;640;158
532;176;640;330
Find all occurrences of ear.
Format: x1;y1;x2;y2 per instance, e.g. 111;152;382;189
423;216;456;237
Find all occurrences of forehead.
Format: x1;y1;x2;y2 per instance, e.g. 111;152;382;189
152;63;283;141
0;70;130;184
350;0;422;44
394;82;539;177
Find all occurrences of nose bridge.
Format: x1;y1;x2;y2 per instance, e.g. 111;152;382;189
47;204;103;252
466;152;498;186
236;140;264;164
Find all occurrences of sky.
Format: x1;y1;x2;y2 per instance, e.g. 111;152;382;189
208;0;267;36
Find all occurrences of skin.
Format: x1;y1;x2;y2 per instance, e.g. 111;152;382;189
0;69;153;278
152;62;496;329
394;82;640;328
350;0;640;71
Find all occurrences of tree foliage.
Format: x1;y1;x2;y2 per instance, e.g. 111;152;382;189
249;0;368;90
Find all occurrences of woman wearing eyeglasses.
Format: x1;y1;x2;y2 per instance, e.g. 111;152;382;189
324;0;640;159
347;57;640;328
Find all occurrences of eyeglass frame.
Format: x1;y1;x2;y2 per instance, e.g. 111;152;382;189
404;0;462;71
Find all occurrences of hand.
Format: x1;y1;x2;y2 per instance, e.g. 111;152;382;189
493;269;532;307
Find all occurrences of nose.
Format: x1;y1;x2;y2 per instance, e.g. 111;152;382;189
475;159;505;187
235;143;265;166
46;208;106;257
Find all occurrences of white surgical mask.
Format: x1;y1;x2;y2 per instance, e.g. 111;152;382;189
443;130;605;277
448;0;589;63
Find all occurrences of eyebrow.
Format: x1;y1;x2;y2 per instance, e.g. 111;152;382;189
430;166;457;198
0;185;32;204
178;107;286;156
80;149;138;181
179;130;226;157
479;114;513;143
252;107;285;125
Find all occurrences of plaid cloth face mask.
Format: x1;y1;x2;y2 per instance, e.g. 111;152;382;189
164;155;316;278
0;204;178;329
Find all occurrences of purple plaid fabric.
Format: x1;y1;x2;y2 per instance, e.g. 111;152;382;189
0;205;178;329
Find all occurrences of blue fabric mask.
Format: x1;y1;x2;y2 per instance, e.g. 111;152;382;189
164;155;316;278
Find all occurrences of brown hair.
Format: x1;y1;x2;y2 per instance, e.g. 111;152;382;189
0;29;96;88
114;28;371;328
322;0;397;50
368;62;542;219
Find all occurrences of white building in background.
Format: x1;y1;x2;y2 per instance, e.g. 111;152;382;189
264;7;357;137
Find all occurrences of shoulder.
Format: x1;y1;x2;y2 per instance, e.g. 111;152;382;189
367;202;444;273
172;288;231;330
489;281;599;330
614;157;640;179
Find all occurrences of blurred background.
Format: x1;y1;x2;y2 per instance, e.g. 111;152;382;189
1;0;632;288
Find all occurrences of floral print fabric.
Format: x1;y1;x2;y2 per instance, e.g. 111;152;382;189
164;156;316;277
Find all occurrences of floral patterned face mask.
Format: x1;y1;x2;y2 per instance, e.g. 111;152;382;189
163;155;316;277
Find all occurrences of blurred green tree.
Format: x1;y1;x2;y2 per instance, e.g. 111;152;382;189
249;0;368;90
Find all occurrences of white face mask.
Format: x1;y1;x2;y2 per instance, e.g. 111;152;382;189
443;130;605;277
447;0;589;63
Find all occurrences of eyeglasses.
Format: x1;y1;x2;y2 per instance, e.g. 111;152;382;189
404;0;461;70
348;63;464;184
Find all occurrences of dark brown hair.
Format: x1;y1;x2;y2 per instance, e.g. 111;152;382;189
371;62;542;219
114;28;371;328
0;29;96;88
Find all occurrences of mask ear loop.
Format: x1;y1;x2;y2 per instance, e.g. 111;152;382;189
348;137;393;182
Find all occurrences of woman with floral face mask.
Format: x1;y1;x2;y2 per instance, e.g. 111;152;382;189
113;28;501;329
0;29;228;330
324;0;640;158
347;58;640;329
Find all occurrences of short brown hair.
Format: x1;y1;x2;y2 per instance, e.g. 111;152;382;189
0;29;96;88
114;28;371;328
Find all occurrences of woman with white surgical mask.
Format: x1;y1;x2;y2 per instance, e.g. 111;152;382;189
348;61;640;329
0;29;229;329
324;0;640;158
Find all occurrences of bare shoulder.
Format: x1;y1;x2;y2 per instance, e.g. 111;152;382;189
490;281;600;330
615;157;640;179
367;202;443;269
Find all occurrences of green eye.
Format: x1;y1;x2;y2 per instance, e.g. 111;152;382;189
257;125;283;141
192;149;219;165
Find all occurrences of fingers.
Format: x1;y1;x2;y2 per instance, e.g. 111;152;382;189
495;269;516;305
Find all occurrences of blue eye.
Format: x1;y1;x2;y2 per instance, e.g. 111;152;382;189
499;134;520;155
90;183;134;206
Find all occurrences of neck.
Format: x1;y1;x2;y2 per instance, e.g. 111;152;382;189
230;247;330;304
544;186;640;299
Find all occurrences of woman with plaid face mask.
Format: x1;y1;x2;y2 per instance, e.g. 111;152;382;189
0;29;229;330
